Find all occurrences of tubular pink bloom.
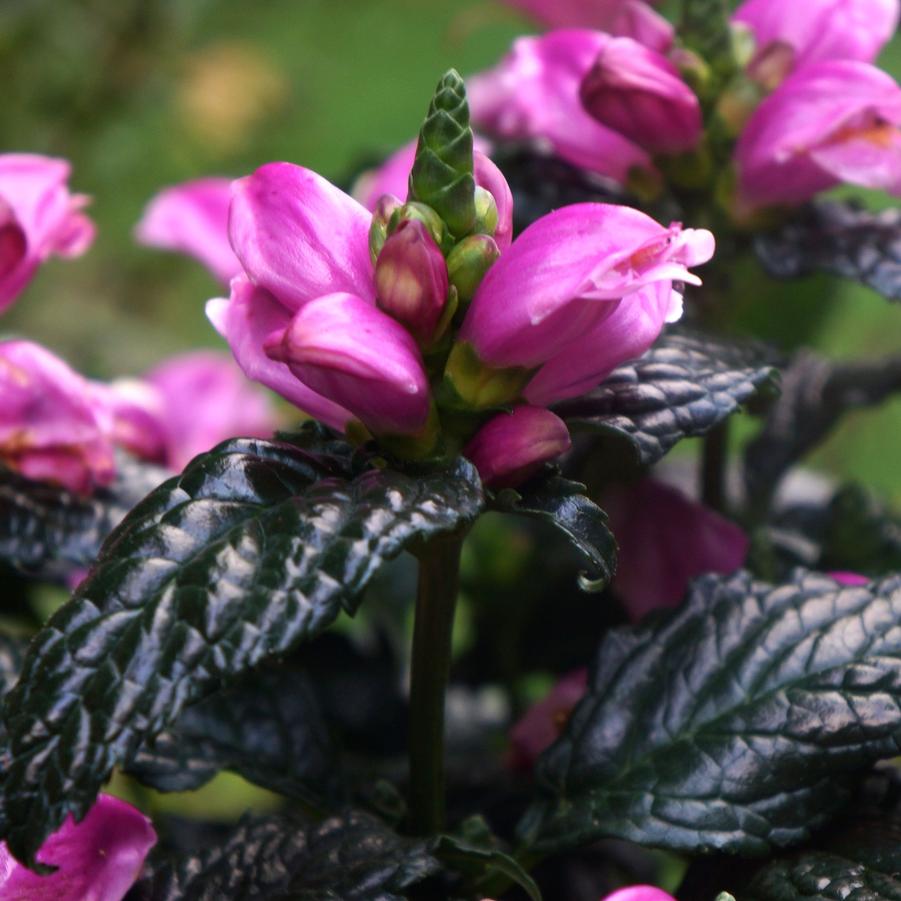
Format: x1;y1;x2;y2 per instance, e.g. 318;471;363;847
229;162;375;312
830;571;871;586
353;141;418;211
736;60;901;210
0;794;156;901
264;293;430;436
135;177;241;284
460;204;714;369
93;378;168;464
0;340;115;494
524;280;683;405
207;277;353;432
0;154;95;312
375;219;448;344
463;406;571;488
501;0;674;52
508;669;587;772
603;888;677;901
604;479;749;621
734;0;899;78
468;30;653;184
580;37;702;156
146;350;278;470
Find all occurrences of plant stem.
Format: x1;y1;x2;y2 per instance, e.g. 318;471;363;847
408;533;464;836
701;420;729;513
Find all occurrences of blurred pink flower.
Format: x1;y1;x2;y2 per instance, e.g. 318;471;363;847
830;571;871;586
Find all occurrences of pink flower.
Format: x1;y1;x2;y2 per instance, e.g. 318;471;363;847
736;60;901;211
603;889;677;901
508;669;587;771
464;406;571;488
135;177;241;284
501;0;674;52
467;30;653;184
604;479;749;621
0;340;115;494
830;571;870;586
263;293;431;436
0;154;94;313
458;204;713;371
0;794;155;901
734;0;899;81
580;37;702;156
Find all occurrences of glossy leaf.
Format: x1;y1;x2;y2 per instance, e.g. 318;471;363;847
493;471;617;590
126;666;338;803
524;569;901;856
744;352;901;512
0;453;169;581
127;810;440;900
0;436;483;864
554;330;779;465
755;201;901;301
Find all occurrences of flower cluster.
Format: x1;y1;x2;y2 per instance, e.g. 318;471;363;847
209;71;714;486
469;0;901;220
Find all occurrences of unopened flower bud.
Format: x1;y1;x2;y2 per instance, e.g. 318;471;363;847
388;201;446;250
464;405;571;488
368;193;402;264
375;219;448;345
580;37;702;156
472;186;499;237
446;234;500;303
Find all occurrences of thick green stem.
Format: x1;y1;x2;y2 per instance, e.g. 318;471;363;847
408;533;464;835
701;420;729;513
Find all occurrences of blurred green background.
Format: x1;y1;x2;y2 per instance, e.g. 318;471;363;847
3;0;901;502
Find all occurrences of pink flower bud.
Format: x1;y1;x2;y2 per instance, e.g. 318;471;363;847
463;406;571;488
0;340;116;494
736;60;901;212
603;479;749;622
135;177;241;285
0;794;155;901
603;888;678;901
508;669;587;772
734;0;899;81
580;38;702;156
501;0;674;53
830;571;870;586
0;154;95;313
264;292;431;436
459;204;714;372
468;31;653;184
375;219;448;345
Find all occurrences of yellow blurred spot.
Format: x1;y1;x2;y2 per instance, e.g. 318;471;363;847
176;41;289;153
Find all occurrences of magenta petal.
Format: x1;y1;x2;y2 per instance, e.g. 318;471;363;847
0;154;95;312
602;888;677;901
264;293;430;436
92;378;168;464
734;0;900;72
460;204;712;369
604;478;749;622
206;277;353;432
463;406;571;488
0;794;155;901
229;162;374;312
736;60;901;209
830;571;871;586
0;340;116;494
525;280;681;405
146;350;279;470
135;177;241;285
468;30;652;184
473;152;514;251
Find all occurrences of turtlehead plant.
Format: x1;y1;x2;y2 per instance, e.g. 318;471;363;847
4;5;901;899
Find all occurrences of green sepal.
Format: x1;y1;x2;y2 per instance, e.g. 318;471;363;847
409;69;476;238
440;340;534;411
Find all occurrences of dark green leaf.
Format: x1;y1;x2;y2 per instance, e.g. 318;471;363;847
746;852;901;900
554;330;779;466
524;569;901;856
0;437;483;864
127;810;440;901
745;352;901;512
754;201;901;301
493;471;616;590
0;453;169;581
433;833;542;901
125;666;338;803
820;484;901;576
